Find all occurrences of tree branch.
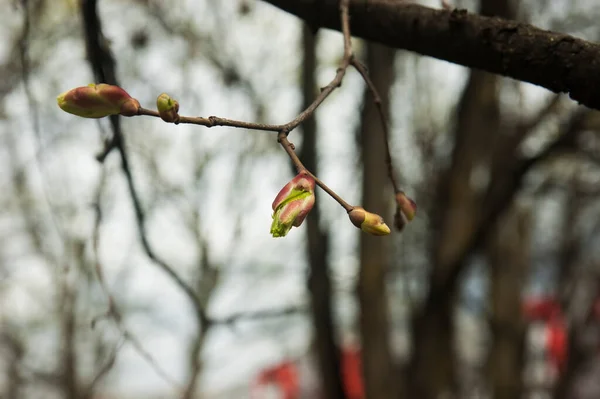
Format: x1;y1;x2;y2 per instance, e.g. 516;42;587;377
261;0;600;110
80;0;209;336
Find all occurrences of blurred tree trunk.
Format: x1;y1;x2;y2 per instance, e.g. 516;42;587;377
3;331;24;399
357;42;399;399
410;1;514;397
300;25;347;399
554;184;585;399
486;204;530;399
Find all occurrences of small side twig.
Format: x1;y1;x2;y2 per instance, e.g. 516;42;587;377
136;0;355;138
351;58;401;194
81;0;209;330
278;133;353;212
91;169;183;392
210;305;307;326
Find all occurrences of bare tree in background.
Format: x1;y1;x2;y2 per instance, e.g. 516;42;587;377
5;0;600;398
357;42;399;399
299;25;347;399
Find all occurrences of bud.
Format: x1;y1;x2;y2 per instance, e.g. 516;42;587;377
394;191;417;230
270;172;315;238
395;191;417;221
156;93;180;123
348;207;391;236
57;83;140;118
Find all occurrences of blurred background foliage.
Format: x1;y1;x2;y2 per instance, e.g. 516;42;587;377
1;0;600;398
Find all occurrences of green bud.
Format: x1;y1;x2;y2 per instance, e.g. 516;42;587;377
156;93;180;123
348;207;391;236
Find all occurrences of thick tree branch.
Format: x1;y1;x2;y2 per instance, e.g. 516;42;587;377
261;0;600;110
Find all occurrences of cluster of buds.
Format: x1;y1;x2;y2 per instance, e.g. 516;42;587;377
56;84;417;238
270;172;414;237
57;84;140;118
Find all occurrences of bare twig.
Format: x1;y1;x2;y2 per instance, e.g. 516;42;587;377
82;336;125;398
80;0;209;329
210;305;307;326
91;168;183;392
351;58;401;194
136;0;355;138
278;133;354;212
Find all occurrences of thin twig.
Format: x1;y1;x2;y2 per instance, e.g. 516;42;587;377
81;0;209;329
210;305;307;326
82;336;125;398
137;0;354;137
91;168;183;392
278;133;354;212
137;108;282;131
351;58;401;194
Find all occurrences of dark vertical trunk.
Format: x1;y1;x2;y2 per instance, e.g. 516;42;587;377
300;25;347;399
4;333;24;399
486;205;530;399
410;1;514;397
553;187;584;399
357;42;398;399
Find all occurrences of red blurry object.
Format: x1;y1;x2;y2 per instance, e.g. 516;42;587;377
523;297;568;374
341;347;364;399
253;361;299;399
546;317;568;372
253;347;365;399
523;297;561;320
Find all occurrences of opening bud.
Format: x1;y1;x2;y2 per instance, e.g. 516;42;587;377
270;172;316;238
348;207;391;236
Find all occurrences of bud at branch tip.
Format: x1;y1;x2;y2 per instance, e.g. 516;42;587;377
57;83;140;119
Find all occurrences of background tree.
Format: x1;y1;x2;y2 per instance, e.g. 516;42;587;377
2;0;600;398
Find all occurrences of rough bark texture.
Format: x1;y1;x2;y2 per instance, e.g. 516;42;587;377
261;0;600;111
357;42;398;399
486;205;530;399
299;25;347;399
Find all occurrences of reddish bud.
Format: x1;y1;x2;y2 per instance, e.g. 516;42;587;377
57;84;140;118
394;191;416;230
396;191;417;221
270;172;315;237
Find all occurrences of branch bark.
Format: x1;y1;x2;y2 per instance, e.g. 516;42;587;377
261;0;600;110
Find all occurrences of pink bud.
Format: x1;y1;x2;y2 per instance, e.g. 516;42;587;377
348;207;390;236
270;172;316;237
395;191;417;221
57;84;140;118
